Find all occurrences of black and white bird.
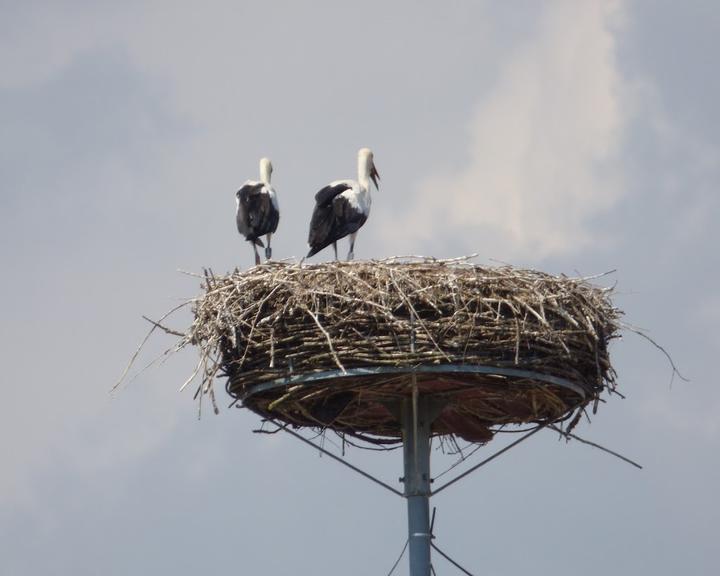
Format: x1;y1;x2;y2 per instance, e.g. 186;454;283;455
236;157;280;265
307;148;380;260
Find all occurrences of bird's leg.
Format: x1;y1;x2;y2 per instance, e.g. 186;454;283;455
253;243;261;266
265;233;272;261
347;233;356;261
333;242;338;261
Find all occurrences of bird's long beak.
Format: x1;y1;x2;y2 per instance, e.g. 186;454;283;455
370;163;381;189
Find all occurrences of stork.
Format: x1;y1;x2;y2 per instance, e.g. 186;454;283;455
307;148;380;260
236;157;280;265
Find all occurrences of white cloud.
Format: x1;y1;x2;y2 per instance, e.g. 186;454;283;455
390;1;628;260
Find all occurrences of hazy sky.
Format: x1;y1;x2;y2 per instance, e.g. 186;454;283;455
1;1;718;574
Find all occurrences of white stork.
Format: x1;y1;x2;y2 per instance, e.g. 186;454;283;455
236;157;280;265
307;148;380;260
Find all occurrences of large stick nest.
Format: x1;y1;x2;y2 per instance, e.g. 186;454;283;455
186;258;622;446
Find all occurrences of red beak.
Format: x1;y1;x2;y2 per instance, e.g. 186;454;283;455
370;163;381;189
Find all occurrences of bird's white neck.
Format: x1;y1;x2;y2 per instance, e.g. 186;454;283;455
357;154;371;190
259;159;272;185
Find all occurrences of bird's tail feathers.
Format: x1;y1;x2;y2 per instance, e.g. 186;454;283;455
249;237;265;247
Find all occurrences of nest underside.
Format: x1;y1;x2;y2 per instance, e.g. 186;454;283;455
244;372;588;444
187;258;621;444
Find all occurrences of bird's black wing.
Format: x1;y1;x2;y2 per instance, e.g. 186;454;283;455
307;185;368;257
314;183;352;205
332;195;367;236
237;183;278;241
236;183;263;237
307;184;352;256
237;182;265;200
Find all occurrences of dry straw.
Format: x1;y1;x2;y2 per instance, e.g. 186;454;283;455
177;257;623;445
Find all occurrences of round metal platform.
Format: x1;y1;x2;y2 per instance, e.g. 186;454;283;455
234;363;591;443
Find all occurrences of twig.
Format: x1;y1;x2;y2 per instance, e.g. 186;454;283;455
112;300;192;391
549;424;643;469
179;356;204;392
302;305;346;373
622;323;689;385
142;315;185;337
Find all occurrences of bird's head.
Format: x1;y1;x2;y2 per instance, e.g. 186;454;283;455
358;147;380;189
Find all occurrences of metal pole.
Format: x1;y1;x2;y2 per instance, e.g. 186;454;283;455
402;395;432;576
